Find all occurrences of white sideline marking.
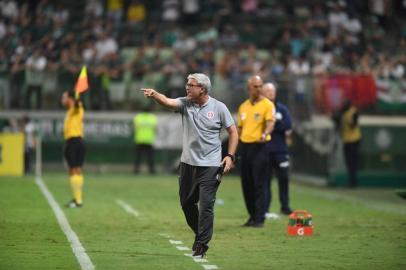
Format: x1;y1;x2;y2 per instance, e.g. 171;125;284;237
176;246;190;251
161;235;220;269
169;240;183;245
159;233;171;238
202;265;219;270
193;257;208;263
35;177;95;270
116;199;140;217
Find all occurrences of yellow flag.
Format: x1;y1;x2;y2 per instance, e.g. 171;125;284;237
75;66;89;99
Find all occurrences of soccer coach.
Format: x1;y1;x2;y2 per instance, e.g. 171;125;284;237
141;73;239;258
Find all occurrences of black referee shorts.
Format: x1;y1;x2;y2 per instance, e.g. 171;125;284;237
64;137;85;168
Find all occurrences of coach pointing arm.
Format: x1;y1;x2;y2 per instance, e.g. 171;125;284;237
141;88;180;110
142;87;238;173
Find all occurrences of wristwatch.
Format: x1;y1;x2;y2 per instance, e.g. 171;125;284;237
225;153;235;162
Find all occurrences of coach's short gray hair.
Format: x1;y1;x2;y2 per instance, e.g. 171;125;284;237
187;73;211;93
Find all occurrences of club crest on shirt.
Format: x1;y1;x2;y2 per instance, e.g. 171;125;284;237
207;111;214;119
254;113;261;121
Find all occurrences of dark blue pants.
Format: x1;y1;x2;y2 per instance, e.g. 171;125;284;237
264;153;290;212
24;147;34;174
344;141;360;187
239;143;270;223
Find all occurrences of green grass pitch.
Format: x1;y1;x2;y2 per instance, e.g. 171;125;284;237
1;173;405;270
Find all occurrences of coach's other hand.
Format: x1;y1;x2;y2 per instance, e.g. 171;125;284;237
221;156;234;173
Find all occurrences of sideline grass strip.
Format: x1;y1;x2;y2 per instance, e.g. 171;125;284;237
35;176;94;270
0;177;80;269
1;173;406;270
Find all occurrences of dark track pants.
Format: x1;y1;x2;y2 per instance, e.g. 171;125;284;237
239;142;270;223
178;162;221;246
134;144;155;174
344;141;360;187
264;153;290;212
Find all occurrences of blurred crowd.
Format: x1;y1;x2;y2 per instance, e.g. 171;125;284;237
0;0;406;111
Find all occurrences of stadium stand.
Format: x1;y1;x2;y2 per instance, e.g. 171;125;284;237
0;0;405;113
1;0;406;186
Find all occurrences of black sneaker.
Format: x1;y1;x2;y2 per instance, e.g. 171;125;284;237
192;243;208;258
192;241;197;252
251;222;264;228
281;207;293;215
242;218;255;227
65;199;82;208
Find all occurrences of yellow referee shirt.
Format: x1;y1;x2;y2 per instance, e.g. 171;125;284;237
341;106;361;143
64;104;84;140
238;98;275;143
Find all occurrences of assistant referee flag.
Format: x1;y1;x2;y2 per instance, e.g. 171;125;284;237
75;66;89;97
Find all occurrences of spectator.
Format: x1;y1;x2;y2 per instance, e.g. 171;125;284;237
218;24;240;49
25;48;47;109
22;116;36;175
85;0;104;18
9;53;25;109
308;4;328;40
126;0;146;24
173;30;196;54
52;3;69;25
332;100;362;188
100;52;124;109
0;46;9;109
95;31;118;61
0;18;7;40
195;22;218;43
82;40;97;64
106;0;124;23
369;0;390;29
241;0;258;14
182;0;199;24
0;0;18;20
163;51;187;97
287;55;310;75
277;30;292;56
327;2;348;38
162;0;180;22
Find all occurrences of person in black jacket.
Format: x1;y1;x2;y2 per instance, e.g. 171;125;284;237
262;83;293;215
332;100;362;188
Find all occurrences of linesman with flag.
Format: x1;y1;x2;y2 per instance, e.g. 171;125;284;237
62;66;88;208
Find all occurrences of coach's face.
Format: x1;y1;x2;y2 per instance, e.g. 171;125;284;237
185;78;204;102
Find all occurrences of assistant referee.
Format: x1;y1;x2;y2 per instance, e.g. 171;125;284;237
62;90;86;208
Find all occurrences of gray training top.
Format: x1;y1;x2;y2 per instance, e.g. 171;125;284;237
175;96;235;167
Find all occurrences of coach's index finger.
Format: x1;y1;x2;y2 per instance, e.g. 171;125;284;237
140;88;154;97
